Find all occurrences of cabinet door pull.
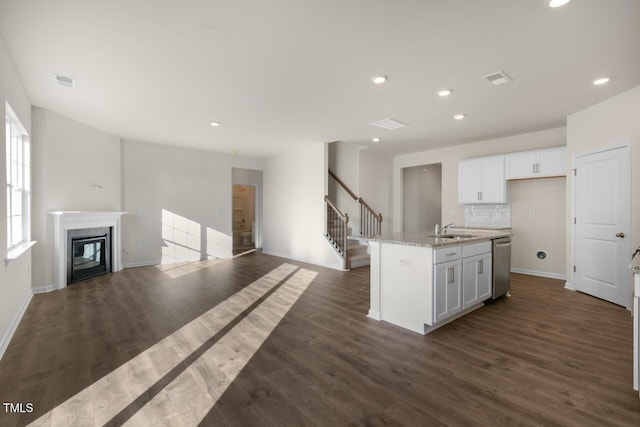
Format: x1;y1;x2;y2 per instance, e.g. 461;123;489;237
447;267;455;284
477;259;483;274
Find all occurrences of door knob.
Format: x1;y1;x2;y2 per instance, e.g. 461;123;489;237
616;232;625;238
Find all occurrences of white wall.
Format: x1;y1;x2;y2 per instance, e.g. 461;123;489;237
122;140;242;266
263;143;342;269
402;163;442;233
31;108;122;287
0;35;33;359
359;149;393;233
510;177;566;278
566;85;640;287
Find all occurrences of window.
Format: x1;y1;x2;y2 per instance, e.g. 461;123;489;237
5;102;30;251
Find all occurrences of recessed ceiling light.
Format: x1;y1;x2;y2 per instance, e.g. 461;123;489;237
371;75;387;85
548;0;571;7
592;77;610;86
209;121;220;127
453;114;466;120
372;137;381;143
437;89;452;97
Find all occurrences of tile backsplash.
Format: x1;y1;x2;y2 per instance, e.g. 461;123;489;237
464;204;511;227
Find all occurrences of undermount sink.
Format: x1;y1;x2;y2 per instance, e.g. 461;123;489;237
427;234;476;240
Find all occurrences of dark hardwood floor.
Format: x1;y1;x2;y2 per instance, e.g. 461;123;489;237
0;252;639;426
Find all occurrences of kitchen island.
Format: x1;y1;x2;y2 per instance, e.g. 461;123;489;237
356;228;511;334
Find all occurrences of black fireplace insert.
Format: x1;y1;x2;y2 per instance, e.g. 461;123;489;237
67;227;112;284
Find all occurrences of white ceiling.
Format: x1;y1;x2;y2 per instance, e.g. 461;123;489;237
1;0;639;157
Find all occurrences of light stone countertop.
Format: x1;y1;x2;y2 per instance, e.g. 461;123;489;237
352;227;512;248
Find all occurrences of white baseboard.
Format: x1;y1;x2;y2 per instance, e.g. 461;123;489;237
32;284;57;294
564;281;575;291
0;290;33;361
367;309;381;321
511;268;566;281
122;260;160;268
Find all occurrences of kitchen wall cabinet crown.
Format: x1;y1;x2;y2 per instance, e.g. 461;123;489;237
458;155;506;204
505;146;566;180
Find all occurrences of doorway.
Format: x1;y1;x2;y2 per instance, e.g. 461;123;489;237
232;185;256;255
574;144;631;307
402;163;442;232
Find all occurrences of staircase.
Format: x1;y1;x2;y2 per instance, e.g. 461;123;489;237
324;170;382;270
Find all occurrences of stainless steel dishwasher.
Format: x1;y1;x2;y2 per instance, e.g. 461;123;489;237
492;237;511;298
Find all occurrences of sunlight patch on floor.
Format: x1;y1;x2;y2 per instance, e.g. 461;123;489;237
125;268;317;426
28;263;305;427
155;259;225;279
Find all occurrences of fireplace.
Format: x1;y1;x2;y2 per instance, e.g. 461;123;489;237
67;227;112;284
50;211;126;290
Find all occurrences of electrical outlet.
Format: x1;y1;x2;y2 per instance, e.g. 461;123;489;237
400;258;411;267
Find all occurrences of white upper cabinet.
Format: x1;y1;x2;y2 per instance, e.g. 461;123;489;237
458;156;506;204
505;146;566;180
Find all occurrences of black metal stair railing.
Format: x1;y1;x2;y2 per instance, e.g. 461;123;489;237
324;195;349;270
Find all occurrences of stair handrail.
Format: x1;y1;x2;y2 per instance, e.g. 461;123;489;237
324;195;349;269
324;195;347;220
328;169;357;200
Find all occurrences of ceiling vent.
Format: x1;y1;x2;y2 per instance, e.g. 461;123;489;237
54;74;76;88
482;71;512;86
370;118;408;130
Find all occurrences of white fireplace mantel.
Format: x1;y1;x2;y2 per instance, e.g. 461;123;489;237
50;211;126;289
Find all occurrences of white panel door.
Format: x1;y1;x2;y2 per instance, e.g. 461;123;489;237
575;146;631;307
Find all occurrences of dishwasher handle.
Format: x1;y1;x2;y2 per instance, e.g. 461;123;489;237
495;242;511;248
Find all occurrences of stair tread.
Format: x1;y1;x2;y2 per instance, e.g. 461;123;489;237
349;253;370;261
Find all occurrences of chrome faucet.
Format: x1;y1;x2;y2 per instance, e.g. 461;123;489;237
435;222;454;235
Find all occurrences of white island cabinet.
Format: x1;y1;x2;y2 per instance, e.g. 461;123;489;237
367;233;503;335
379;244;433;332
462;242;492;309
